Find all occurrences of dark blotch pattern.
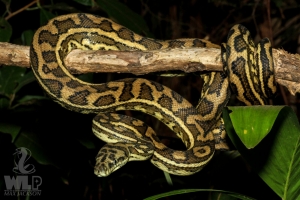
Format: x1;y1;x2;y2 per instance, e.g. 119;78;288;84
66;80;82;89
151;81;164;91
258;38;276;98
230;83;238;97
91;84;117;93
139;38;163;50
38;30;59;47
234;35;247;52
42;79;63;98
42;64;51;74
238;25;248;34
118;28;134;42
227;28;235;41
30;47;38;70
53;18;78;34
231;56;246;76
171;90;183;103
98;20;114;32
79;14;101;29
231;57;261;105
137;83;154;101
167;40;185;48
100;154;107;163
198;98;214;116
68;89;91;105
193;39;207;47
52;67;67;78
157;94;172;110
42;51;57;63
119;83;134;101
93;94;116;107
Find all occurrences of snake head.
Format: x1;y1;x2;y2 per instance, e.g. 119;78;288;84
94;143;129;177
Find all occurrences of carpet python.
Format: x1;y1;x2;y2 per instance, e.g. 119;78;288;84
30;13;276;176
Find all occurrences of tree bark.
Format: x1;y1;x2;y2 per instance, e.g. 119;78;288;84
0;42;300;95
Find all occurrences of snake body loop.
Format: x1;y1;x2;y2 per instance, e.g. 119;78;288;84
30;13;276;176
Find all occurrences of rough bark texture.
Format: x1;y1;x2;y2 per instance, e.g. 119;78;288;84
0;42;30;68
64;48;222;74
1;42;300;95
273;49;300;95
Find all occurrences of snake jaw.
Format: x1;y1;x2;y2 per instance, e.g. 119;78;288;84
94;164;111;177
94;143;129;177
94;156;128;177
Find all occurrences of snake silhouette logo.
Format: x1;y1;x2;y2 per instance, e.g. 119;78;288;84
13;147;35;174
4;147;42;196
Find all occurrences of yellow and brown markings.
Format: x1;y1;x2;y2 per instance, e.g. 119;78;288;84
117;27;135;42
167;40;186;48
53;18;78;34
68;90;90;105
118;82;134;101
66;80;83;89
41;50;57;63
30;13;221;176
42;79;63;98
225;24;276;106
93;113;151;144
93;94;116;107
38;30;59;47
30;13;275;176
98;20;114;32
93;114;156;177
256;39;276;97
137;83;154;101
192;38;210;47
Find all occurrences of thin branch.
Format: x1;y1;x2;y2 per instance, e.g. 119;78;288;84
5;0;38;21
0;42;300;95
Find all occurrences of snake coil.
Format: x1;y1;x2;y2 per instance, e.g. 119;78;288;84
30;13;276;176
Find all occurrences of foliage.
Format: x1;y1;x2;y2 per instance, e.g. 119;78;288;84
223;106;300;199
0;0;300;199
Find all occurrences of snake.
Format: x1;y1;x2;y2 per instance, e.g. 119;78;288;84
30;13;277;176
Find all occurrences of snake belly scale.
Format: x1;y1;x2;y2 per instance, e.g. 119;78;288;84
30;13;276;176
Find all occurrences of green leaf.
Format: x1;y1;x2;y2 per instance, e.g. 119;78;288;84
21;29;34;46
0;121;21;142
39;8;56;26
228;106;279;148
143;189;256;200
96;0;152;36
13;129;60;167
17;95;48;103
13;71;36;93
163;171;173;186
0;67;35;109
224;106;300;199
73;0;94;6
0;17;12;42
77;139;95;149
0;66;26;96
210;193;240;200
77;73;94;82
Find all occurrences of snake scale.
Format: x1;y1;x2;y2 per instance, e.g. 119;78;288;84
30;13;276;176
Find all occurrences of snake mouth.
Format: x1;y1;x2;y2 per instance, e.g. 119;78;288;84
94;160;127;177
94;164;110;177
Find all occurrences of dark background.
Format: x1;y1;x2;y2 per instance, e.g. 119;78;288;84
0;0;299;199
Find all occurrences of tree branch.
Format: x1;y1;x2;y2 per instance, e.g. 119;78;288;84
1;42;300;95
